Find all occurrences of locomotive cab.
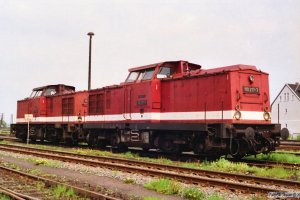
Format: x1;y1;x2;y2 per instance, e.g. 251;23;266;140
125;61;202;83
29;84;75;98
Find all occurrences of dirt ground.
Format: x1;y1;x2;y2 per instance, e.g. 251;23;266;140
0;154;183;200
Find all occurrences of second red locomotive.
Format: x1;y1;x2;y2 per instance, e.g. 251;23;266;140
12;61;288;158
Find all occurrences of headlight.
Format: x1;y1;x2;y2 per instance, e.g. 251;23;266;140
263;112;271;121
234;111;241;120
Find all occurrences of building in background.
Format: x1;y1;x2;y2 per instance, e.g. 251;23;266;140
271;82;300;138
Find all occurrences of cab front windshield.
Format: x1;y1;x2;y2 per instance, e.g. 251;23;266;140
30;90;42;98
126;68;155;83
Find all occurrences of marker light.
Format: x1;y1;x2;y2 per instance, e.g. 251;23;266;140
263;112;271;121
234;111;241;120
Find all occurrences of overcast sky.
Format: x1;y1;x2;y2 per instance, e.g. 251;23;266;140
0;0;299;123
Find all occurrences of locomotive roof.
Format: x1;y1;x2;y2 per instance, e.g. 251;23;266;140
201;64;263;74
33;84;75;91
128;60;201;72
128;61;265;75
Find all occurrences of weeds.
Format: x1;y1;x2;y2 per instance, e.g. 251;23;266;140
124;177;136;184
181;187;205;200
26;157;61;168
206;193;225;200
144;179;180;195
200;158;298;180
144;179;227;200
2;141;299;181
26;168;41;175
143;197;162;200
0;194;11;200
251;195;267;200
247;152;300;164
52;185;76;198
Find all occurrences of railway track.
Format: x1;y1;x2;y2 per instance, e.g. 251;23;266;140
0;162;120;200
279;140;300;151
275;150;300;156
227;158;300;170
0;144;299;195
1;136;299;170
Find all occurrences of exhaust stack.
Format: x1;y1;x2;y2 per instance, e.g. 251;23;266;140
87;32;94;90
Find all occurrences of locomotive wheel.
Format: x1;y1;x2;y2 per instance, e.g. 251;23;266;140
65;138;73;146
110;135;120;147
51;129;62;144
87;133;96;147
72;132;79;146
230;139;240;156
142;147;150;151
20;133;27;142
231;153;244;160
30;137;36;143
193;142;205;155
118;144;128;152
97;140;108;148
39;128;45;143
160;139;178;153
230;139;245;160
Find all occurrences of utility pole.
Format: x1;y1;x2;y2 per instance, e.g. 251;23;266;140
11;114;13;125
87;32;94;90
0;113;3;128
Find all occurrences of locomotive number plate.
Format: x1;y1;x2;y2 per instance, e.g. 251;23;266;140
243;86;260;94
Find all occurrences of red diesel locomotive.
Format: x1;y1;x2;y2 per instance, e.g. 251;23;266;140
11;61;289;158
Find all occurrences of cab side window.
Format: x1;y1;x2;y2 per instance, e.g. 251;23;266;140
142;68;155;80
44;88;57;96
126;71;140;83
157;66;174;78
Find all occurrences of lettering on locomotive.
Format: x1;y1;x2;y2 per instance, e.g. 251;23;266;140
243;86;260;94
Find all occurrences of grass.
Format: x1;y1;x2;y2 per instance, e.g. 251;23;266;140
200;158;300;180
0;194;11;200
181;187;206;200
143;179;226;200
124;177;136;184
52;185;76;199
295;135;300;140
26;168;41;175
26;157;61;168
144;179;180;195
0;160;88;200
246;152;300;164
1;141;299;181
143;197;163;200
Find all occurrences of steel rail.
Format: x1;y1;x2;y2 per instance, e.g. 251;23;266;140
281;140;300;146
0;164;120;200
226;158;300;170
275;150;300;156
0;144;298;194
0;187;27;200
0;186;38;200
278;145;300;151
